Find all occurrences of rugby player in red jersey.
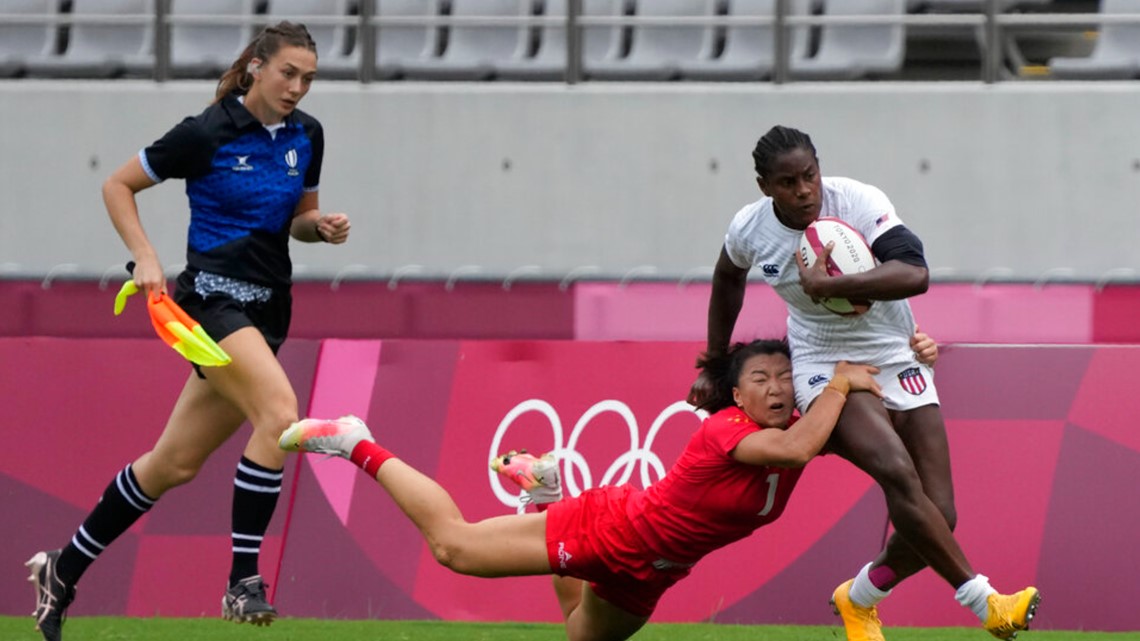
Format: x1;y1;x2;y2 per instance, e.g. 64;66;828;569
279;333;932;641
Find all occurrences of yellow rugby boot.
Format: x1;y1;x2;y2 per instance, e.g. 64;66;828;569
984;587;1041;640
831;579;885;641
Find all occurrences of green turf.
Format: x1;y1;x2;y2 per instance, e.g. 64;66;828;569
1;617;1137;641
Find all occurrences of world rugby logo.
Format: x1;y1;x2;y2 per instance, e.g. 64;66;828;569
285;149;299;176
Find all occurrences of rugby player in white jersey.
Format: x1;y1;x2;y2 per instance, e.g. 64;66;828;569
688;126;1039;641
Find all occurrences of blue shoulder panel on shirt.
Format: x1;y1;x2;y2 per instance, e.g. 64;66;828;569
187;124;314;253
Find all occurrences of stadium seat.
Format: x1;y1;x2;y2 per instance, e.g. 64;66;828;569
23;0;154;78
373;0;442;79
1048;0;1140;80
790;0;907;80
586;0;717;81
919;0;1051;10
401;0;531;80
494;0;626;81
169;0;256;78
0;0;58;77
266;0;359;79
678;0;813;81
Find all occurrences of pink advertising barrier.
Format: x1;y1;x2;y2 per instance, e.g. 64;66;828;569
3;338;1140;631
0;280;576;340
572;282;1105;343
3;280;1140;343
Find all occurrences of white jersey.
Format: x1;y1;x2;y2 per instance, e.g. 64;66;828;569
724;176;918;365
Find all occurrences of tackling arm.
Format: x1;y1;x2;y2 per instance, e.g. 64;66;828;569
688;247;751;407
732;379;849;468
732;362;882;468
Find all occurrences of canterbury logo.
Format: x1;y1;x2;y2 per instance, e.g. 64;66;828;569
807;374;829;387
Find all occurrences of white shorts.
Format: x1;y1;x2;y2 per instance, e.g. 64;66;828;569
793;359;940;413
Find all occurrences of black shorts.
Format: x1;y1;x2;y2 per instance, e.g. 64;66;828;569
174;270;292;377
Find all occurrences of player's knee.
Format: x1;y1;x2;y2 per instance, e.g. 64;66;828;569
156;458;202;489
937;501;958;531
428;532;490;577
428;539;467;573
250;404;299;439
920;484;958;529
870;453;923;496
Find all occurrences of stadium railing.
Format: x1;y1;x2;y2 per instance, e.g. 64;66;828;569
1;1;1138;83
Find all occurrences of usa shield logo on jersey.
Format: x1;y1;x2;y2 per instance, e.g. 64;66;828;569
897;367;927;395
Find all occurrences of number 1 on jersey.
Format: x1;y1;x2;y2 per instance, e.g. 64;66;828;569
757;473;779;516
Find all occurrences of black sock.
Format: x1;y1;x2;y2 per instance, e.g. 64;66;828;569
57;464;155;585
229;456;282;587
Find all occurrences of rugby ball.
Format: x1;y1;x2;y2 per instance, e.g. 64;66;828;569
798;217;875;316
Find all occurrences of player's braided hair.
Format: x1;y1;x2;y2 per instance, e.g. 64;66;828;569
214;21;318;103
694;338;792;414
751;125;817;178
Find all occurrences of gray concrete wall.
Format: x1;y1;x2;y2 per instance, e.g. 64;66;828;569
2;81;1137;282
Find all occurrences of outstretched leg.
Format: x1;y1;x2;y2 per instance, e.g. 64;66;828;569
280;417;550;577
284;420;653;641
376;458;552;576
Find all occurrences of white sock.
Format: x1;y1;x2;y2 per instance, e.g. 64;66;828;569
848;562;891;608
955;574;997;622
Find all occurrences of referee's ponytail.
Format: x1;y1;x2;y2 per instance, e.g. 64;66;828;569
215;21;318;103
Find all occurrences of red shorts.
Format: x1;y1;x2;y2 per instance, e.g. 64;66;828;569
544;484;693;617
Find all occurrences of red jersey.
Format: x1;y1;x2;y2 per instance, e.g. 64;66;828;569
626;406;804;565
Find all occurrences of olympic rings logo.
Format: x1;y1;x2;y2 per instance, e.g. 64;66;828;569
487;399;707;508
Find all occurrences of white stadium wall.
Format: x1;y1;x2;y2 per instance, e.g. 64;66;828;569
2;81;1137;282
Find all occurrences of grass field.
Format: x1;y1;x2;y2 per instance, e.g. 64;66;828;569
2;617;1137;641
